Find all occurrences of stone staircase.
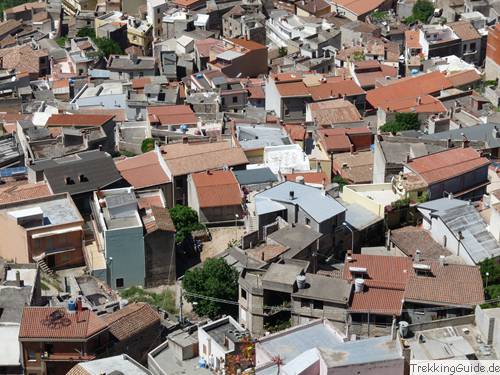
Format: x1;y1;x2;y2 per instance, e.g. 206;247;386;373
33;256;53;275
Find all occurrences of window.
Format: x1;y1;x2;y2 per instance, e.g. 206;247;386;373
463;44;466;53
241;288;247;300
28;350;36;361
301;298;311;308
470;42;476;52
116;278;124;288
232;96;238;103
443;235;447;248
305;217;311;226
313;300;323;310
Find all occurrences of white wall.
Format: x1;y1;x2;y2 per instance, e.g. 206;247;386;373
265;78;282;118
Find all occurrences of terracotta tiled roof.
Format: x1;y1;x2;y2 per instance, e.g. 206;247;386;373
143;206;176;233
101;303;160;341
343;254;411;287
350;286;405;316
390;226;451;259
308;79;365;101
366;72;452;109
284;171;327;184
147;105;197;126
138;195;163;210
247;85;265;99
405;30;421;49
383;95;447;114
275;81;311;97
449;21;481;41
275;75;364;100
191;170;242;208
246;244;289;262
161;141;248;176
406;147;490;185
115;151;170;189
67;366;92;375
343;254;411;316
333;0;386;16
309;99;362;126
0;44;48;75
296;0;330;13
19;307;107;339
76;108;127;122
0;182;51;204
332;151;373;184
354;64;398;88
131;77;152;89
0;19;21;36
405;261;484;306
317;127;372;153
229;38;266;51
446;69;482;88
195;38;223;57
284;123;307;141
46;114;114;127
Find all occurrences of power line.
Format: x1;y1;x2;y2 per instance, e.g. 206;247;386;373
182;290;500;315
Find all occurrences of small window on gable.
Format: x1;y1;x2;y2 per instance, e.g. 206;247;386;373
65;177;74;185
78;174;88;182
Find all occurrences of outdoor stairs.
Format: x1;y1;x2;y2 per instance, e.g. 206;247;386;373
247;214;258;233
36;258;53;275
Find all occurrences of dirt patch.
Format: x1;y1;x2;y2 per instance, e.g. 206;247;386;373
201;226;246;261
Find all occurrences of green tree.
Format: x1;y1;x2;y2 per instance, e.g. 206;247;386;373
182;258;239;319
94;37;123;58
0;0;30;13
333;175;348;191
56;37;68;48
380;113;421;134
352;51;365;61
76;27;96;39
410;0;434;23
278;47;288;57
141;138;155;153
169;205;204;244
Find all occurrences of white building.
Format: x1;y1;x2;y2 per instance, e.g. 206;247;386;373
263;144;310;175
198;316;247;372
147;0;168;38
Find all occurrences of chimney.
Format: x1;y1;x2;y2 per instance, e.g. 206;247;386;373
414;249;421;263
349;144;354;154
405;154;411;163
15;270;23;287
76;297;83;311
391;316;397;340
446;138;451;148
439;255;445;266
289;190;295;200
